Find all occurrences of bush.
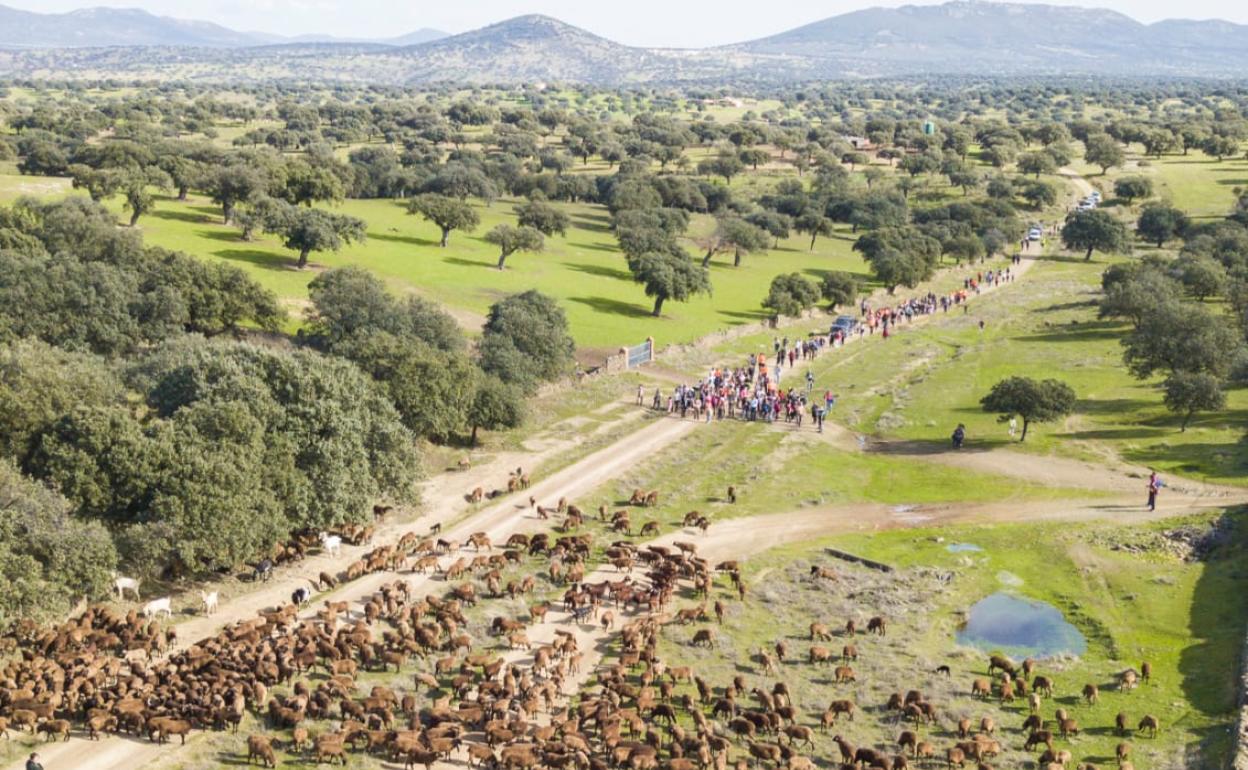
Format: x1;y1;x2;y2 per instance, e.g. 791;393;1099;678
762;273;821;318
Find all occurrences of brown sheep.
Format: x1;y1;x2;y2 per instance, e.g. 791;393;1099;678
782;725;814;749
810;623;833;641
1115;712;1129;735
247;735;277;767
834;665;856;683
828;700;855;721
1082;684;1098;704
867;617;887;636
946;747;966;768
38;719;72;742
1137;715;1159;738
692;629;716;648
808;646;834;664
971;678;991;698
897;731;918;754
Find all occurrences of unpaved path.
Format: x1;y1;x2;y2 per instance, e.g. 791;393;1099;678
1060;166;1097;198
9;169;1161;770
7;416;696;770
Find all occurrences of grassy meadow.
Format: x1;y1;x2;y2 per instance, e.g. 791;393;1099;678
635;509;1248;770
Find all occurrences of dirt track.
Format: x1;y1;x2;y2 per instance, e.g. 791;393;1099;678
10;172;1223;770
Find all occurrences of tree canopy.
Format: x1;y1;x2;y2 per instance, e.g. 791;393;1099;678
980;376;1077;441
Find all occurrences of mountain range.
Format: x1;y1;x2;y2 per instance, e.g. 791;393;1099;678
2;1;1248;83
0;4;447;48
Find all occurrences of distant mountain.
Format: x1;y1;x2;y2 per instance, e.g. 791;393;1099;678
0;3;447;49
383;28;449;46
3;1;1248;82
385;15;655;83
727;1;1248;76
0;4;260;48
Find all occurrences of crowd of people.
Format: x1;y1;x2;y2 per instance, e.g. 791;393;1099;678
644;265;1018;432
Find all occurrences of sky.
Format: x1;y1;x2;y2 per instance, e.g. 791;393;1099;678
8;0;1248;46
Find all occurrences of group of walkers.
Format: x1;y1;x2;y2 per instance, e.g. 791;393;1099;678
641;265;1018;435
643;354;839;432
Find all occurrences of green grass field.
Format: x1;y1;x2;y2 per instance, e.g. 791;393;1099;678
0;169;873;352
635;509;1248;770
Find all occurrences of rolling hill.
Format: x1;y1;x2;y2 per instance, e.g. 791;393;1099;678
2;1;1248;82
0;3;446;49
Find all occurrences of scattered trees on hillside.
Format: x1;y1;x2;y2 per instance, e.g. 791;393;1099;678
1163;371;1226;432
515;199;571;237
1113;176;1153;204
980;376;1077;442
1083;133;1125;174
262;201;367;269
627;250;711;317
486;224;545;270
406;193;480;247
1136;203;1189;247
700;217;771;267
853;226;942;293
762;273;821;318
1062;210;1130;260
479;290;576;390
820;271;860;309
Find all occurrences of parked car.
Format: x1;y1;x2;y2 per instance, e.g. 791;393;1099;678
830;315;859;337
1027;226;1043;241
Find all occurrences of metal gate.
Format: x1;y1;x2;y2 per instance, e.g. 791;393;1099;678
626;339;653;369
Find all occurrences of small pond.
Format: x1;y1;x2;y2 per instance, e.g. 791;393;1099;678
956;592;1087;658
946;542;983;553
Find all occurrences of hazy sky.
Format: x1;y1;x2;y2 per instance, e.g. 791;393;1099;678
10;0;1248;46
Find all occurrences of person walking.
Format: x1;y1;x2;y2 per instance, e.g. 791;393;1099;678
652;387;661;410
27;754;43;770
805;369;814;393
636;384;644;406
1147;471;1161;511
1008;416;1017;438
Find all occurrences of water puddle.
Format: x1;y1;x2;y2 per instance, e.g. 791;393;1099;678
946;543;983;553
956;592;1087;657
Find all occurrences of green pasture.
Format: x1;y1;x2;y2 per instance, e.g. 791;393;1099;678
0;169;871;352
575;416;1096;526
791;255;1248;485
640;509;1248;770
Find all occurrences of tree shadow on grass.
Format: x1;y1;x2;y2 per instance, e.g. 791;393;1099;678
189;204;223;220
568;240;621;254
150;207;212;225
718;309;771;323
567;296;652;319
442;255;496;269
370;231;439;248
566;262;631;281
867;438;1010;455
215;248;294;273
1059;427;1168;441
1076;397;1156;415
1122;440;1248;480
1015;322;1124;343
1178;508;1248;751
572;216;612;234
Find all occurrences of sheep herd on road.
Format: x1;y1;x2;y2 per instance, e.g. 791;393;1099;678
0;472;1166;770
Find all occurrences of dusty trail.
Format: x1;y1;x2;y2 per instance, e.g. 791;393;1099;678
8;416;695;770
8;169;1172;770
